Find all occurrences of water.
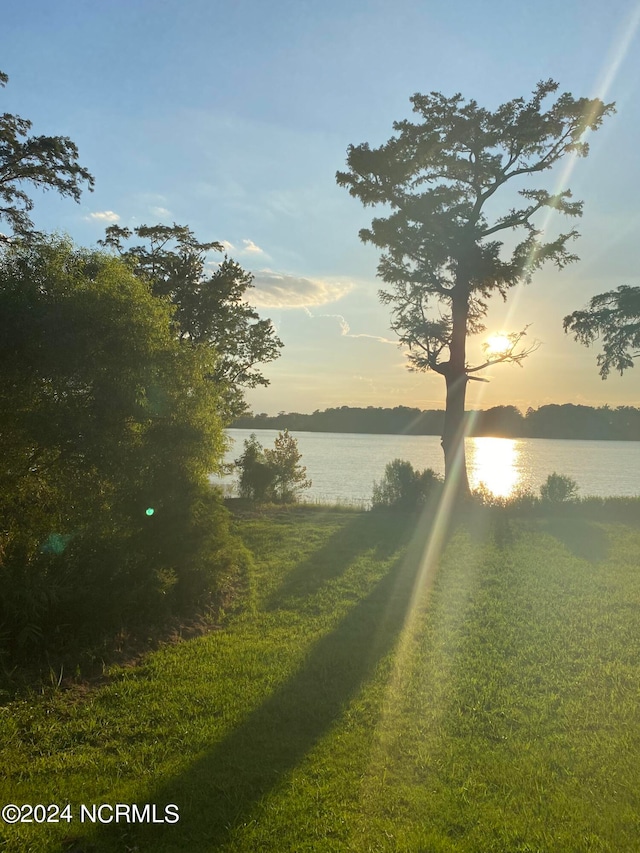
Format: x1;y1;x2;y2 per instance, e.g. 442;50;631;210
215;429;640;504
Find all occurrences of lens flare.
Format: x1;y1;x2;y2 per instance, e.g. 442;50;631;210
145;507;155;516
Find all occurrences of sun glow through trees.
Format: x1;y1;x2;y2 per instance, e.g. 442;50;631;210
484;334;513;357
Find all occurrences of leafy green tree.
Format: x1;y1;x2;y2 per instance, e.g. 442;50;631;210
100;223;283;420
264;429;312;503
0;238;240;655
337;80;614;494
564;285;640;378
235;430;311;503
0;71;94;240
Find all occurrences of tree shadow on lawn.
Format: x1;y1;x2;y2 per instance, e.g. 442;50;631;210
85;510;448;852
461;506;613;564
265;510;416;611
542;516;611;564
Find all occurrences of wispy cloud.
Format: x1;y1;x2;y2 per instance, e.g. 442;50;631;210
318;312;351;335
251;271;354;308
313;311;397;345
218;238;268;259
348;332;398;345
241;239;264;254
86;210;120;223
150;206;171;218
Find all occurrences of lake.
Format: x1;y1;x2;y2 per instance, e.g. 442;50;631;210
216;429;640;504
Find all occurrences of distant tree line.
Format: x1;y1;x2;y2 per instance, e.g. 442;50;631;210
232;404;640;441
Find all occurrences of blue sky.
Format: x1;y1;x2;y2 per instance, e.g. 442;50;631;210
4;0;640;413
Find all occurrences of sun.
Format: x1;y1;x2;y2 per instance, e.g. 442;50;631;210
484;333;512;357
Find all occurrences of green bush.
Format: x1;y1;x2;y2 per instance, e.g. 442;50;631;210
0;238;242;661
265;429;312;502
371;459;442;510
235;430;311;503
235;434;278;501
471;483;539;511
540;472;579;503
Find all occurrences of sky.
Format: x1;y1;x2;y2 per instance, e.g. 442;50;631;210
3;0;640;415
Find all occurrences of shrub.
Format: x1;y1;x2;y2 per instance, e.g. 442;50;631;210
265;429;312;503
540;472;579;503
372;459;442;509
235;430;311;503
0;238;238;661
472;484;539;511
235;434;277;501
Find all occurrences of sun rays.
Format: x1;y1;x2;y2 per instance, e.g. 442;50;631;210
483;2;640;375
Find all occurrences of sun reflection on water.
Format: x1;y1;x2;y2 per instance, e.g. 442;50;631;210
467;437;520;498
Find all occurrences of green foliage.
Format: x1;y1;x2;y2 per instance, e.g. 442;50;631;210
540;472;579;503
99;222;283;420
371;458;442;509
564;284;640;378
235;430;312;503
470;484;540;515
264;429;312;503
235;433;278;501
0;71;94;240
0;238;242;658
337;83;614;345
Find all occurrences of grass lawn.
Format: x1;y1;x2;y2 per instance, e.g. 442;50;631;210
1;505;639;851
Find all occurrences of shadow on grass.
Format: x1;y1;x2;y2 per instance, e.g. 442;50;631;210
542;517;611;564
265;510;415;611
82;511;445;852
462;500;632;562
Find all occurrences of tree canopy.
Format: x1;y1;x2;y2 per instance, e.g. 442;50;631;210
0;238;239;654
0;71;94;240
564;284;640;378
100;223;283;420
337;80;614;491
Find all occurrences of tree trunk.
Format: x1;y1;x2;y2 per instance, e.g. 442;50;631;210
441;371;470;496
441;286;471;496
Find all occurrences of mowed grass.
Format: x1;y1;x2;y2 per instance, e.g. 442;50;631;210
1;506;640;852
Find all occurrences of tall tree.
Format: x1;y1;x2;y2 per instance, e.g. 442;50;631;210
0;71;94;240
337;80;614;493
100;223;283;420
0;237;236;650
564;285;640;378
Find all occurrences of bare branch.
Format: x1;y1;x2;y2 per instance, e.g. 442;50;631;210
465;326;540;375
